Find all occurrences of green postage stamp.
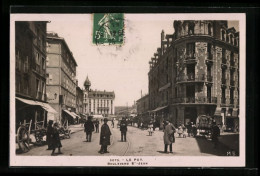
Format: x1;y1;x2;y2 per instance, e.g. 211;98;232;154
93;13;124;45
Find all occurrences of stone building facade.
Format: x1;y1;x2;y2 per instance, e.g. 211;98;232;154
46;32;78;124
15;21;57;130
82;76;115;117
136;94;150;116
88;90;115;117
149;21;239;131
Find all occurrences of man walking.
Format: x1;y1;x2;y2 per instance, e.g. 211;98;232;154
84;116;94;142
120;117;127;142
163;121;176;153
95;119;100;133
99;118;112;154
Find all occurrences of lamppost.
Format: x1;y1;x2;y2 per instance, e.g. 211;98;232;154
47;93;57;101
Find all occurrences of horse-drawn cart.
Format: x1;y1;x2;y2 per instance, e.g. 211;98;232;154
196;115;214;137
16;118;47;153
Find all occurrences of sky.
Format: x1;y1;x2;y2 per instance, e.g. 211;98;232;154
47;14;239;107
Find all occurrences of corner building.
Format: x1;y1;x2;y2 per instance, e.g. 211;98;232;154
149;21;239;131
46;32;78;124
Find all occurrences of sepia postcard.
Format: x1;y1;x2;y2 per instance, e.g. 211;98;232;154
10;13;246;167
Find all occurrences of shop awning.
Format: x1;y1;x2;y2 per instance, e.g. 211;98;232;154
71;112;80;119
16;97;57;113
151;105;168;112
63;109;77;119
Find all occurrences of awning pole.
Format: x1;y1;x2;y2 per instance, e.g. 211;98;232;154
35;110;37;130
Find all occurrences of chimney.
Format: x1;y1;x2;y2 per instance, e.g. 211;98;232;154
141;90;142;98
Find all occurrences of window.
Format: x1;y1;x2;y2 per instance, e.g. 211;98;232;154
186;43;195;56
208;23;212;35
23;77;29;95
36;79;40;98
16;50;21;71
16;75;21;93
42;57;45;73
226;34;229;43
24;56;29;73
221;30;226;41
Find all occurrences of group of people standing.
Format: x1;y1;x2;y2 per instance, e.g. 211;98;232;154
46;120;63;156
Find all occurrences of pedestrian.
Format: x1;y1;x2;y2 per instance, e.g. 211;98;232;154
211;121;220;149
50;122;63;156
177;124;184;138
111;119;114;128
148;120;154;136
99;118;112;154
163;121;176;153
187;122;192;137
192;123;197;137
84;116;94;142
95;119;100;133
46;120;54;150
101;119;103;124
120;117;127;142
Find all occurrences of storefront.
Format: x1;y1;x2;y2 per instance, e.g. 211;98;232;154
16;97;57;131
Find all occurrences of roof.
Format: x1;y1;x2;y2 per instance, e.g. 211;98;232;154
47;32;78;66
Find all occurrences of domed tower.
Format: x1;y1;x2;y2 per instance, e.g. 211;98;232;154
84;76;91;91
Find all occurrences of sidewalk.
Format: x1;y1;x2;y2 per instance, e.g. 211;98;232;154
218;132;239;152
69;123;84;134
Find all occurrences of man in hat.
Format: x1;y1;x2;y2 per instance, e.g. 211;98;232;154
84;116;94;142
99;118;112;154
120;117;128;142
46;120;54;150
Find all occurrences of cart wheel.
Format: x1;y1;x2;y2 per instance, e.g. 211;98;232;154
17;125;30;153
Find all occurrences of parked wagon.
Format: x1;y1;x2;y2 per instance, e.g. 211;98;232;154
16;118;47;153
196;115;214;137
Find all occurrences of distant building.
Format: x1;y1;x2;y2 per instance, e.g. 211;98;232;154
76;81;84;121
82;76;115;117
46;32;78;124
136;94;149;116
88;90;115;117
15;21;56;130
148;20;239;131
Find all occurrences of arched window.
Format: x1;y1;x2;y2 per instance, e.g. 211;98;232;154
234;38;237;46
208;23;212;35
221;30;226;41
226;34;229;43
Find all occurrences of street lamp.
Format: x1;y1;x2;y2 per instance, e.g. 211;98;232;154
47;93;57;101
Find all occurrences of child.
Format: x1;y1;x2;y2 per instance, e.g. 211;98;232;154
177;124;183;138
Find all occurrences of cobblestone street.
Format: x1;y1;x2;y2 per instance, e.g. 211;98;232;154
18;121;238;156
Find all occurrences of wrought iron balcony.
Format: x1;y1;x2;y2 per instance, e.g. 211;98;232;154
176;74;213;84
172;96;217;104
184;53;196;64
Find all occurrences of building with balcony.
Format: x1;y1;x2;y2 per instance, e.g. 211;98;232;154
15;21;57;131
46;32;78;124
82;76;115;117
148;20;239;131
